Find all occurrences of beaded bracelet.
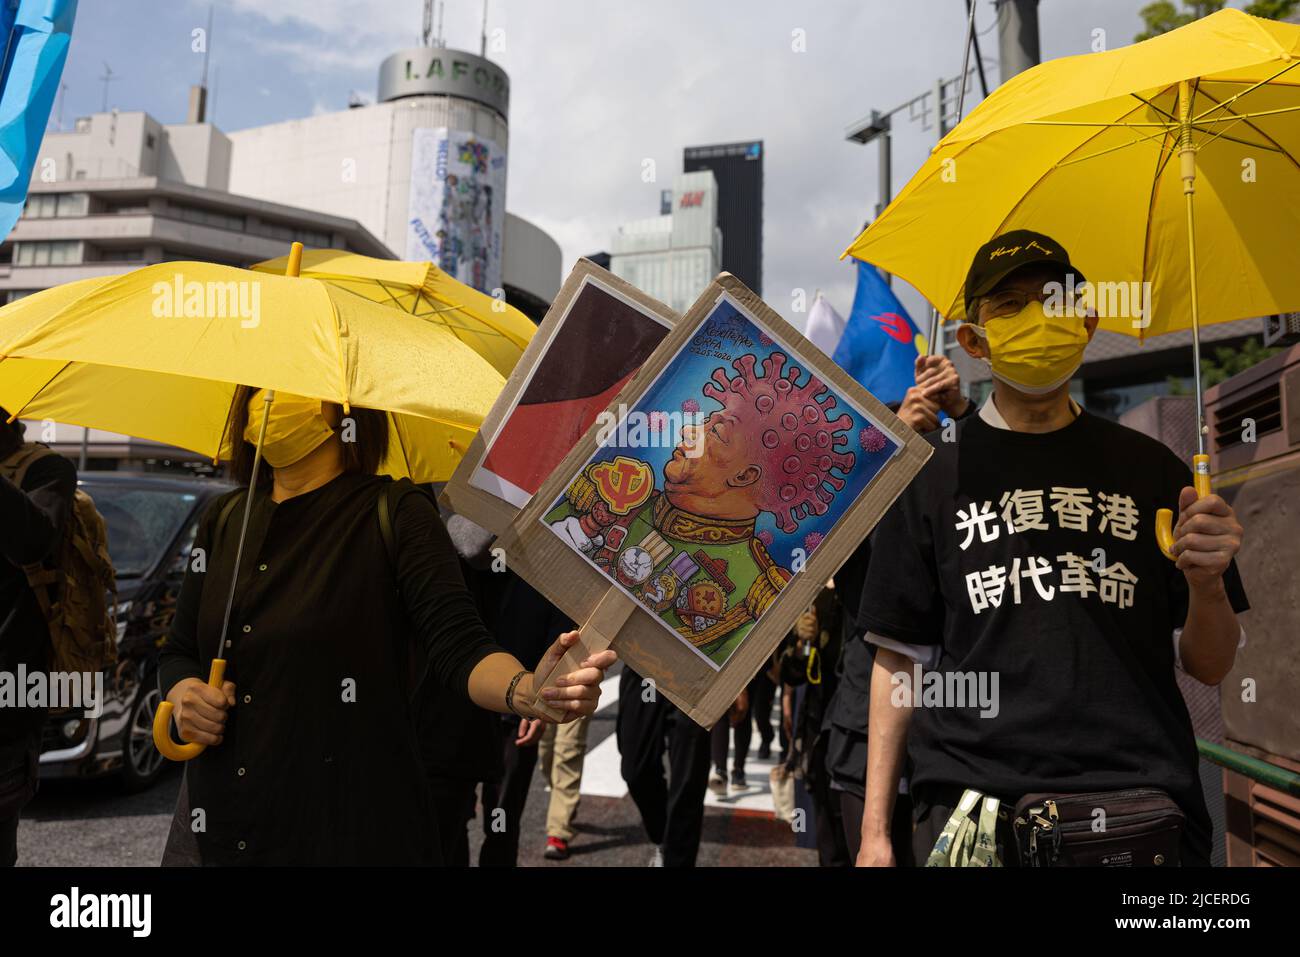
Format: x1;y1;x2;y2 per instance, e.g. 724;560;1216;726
505;669;530;716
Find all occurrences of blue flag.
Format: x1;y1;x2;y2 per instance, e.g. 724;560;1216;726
832;260;923;407
0;0;78;241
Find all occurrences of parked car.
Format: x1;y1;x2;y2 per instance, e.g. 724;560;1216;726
39;472;233;791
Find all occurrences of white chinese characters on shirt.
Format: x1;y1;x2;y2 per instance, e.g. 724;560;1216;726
957;487;1142;615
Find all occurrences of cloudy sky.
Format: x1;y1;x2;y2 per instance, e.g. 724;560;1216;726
55;0;1236;326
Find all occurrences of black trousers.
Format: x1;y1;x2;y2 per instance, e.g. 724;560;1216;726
617;667;712;867
478;716;538;867
426;776;477;867
749;671;776;749
807;734;849;867
710;702;752;774
838;788;916;867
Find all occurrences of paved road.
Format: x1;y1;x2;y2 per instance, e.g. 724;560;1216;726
18;668;815;867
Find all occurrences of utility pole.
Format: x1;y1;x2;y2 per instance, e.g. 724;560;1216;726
846;1;989;344
99;62;115;112
996;0;1041;82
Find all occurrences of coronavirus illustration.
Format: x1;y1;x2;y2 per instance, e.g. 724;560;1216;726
702;351;857;533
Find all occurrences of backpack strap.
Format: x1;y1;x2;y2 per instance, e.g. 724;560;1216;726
376;479;436;591
213;489;248;554
0;443;55;491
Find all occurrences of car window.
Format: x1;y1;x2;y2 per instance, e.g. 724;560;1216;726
82;486;199;579
168;518;201;576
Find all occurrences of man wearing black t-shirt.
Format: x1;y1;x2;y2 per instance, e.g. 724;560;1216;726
855;230;1249;868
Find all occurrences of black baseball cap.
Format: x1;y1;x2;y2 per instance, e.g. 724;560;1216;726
963;229;1085;317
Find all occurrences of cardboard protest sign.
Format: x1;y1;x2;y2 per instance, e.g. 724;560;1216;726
499;273;933;726
441;259;677;537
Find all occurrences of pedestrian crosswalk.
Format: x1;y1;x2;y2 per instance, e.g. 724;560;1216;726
580;674;780;816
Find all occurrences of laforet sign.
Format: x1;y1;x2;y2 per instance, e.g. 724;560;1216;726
377;48;510;119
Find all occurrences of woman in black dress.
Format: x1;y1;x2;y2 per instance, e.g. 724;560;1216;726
159;388;614;865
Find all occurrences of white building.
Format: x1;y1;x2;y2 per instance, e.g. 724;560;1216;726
226;46;561;319
610;170;722;314
9;109;391;470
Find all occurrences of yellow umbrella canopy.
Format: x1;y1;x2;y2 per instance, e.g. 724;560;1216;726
844;7;1300;338
0;259;506;482
251;249;536;378
845;8;1300;560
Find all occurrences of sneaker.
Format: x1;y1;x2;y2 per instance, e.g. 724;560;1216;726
544;837;570;860
730;769;748;790
708;768;728;796
757;742;772;761
649;846;665;867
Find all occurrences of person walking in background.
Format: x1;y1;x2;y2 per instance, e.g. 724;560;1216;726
708;686;751;793
749;665;777;761
537;713;590;860
0;411;76;867
617;665;712;866
779;588;845;865
824;358;974;866
420;511;557;867
475;571;570;867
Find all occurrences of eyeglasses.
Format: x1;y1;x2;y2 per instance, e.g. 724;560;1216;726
976;286;1081;322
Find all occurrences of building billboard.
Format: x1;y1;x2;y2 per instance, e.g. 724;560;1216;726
406;126;506;294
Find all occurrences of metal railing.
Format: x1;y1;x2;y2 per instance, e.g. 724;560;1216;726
1197;738;1300;797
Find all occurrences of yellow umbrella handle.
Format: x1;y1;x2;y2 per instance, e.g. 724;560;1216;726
1155;453;1211;561
152;659;227;762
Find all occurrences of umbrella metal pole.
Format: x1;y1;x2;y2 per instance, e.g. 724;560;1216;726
1154;79;1213;562
1177;80;1211;495
150;389;275;760
215;389;274;664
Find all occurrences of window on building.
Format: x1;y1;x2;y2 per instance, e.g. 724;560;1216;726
24;194;57;218
57;193;88;217
248;219;330;248
24;193;89;218
14;240;82;266
166;202;246;232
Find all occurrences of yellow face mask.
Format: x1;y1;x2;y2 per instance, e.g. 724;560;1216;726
964;301;1089;395
243;390;336;468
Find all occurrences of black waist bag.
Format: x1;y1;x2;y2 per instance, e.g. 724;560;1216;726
1013;788;1185;867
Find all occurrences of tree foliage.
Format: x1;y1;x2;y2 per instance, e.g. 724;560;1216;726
1136;0;1299;42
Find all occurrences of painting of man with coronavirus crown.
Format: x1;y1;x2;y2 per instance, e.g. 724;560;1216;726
543;291;902;669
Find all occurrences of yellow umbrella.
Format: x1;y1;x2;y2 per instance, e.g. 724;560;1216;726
844;7;1300;558
0;252;506;483
0;244;509;761
251;248;536;379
